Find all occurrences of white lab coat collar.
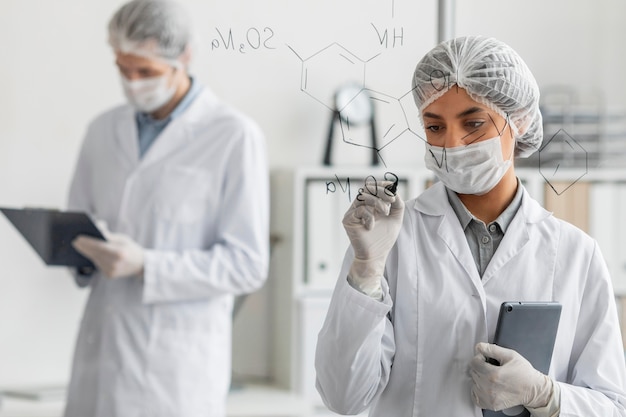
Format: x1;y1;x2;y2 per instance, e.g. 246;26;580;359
411;180;552;290
412;180;551;224
113;87;220;170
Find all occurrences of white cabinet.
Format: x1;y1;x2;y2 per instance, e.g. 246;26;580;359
587;179;626;294
517;167;626;294
269;167;429;413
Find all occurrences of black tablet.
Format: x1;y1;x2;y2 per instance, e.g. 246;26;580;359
483;301;562;417
1;207;106;268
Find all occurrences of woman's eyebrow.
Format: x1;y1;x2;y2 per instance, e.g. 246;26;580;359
457;107;486;118
423;107;487;120
422;111;442;119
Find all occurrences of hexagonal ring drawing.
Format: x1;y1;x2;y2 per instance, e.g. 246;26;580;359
539;128;588;195
289;43;379;112
339;88;409;150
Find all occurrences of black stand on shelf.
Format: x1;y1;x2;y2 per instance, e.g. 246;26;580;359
323;85;379;166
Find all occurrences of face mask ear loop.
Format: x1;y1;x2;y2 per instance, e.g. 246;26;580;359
165;64;181;92
504;115;516;162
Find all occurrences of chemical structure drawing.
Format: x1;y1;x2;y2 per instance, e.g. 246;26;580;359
287;43;379;112
338;88;425;163
340;89;404;146
289;42;427;167
539;128;588;195
398;87;427;141
287;36;591;195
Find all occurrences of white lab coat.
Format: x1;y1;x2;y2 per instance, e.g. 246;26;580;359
315;181;626;417
64;87;269;417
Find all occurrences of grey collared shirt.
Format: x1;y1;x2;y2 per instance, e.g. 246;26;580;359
445;180;523;277
135;77;202;158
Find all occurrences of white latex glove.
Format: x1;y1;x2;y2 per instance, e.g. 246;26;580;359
470;342;553;412
342;180;404;296
72;231;145;279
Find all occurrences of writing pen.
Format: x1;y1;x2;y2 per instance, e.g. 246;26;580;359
385;181;398;196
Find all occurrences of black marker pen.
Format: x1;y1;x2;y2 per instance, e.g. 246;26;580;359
384;172;399;196
385;181;398;195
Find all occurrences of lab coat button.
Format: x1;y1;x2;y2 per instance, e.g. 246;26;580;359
481;236;490;244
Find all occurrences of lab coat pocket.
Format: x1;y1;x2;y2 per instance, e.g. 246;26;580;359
150;301;231;396
155;165;212;224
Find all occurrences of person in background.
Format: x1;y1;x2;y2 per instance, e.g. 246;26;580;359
315;35;626;416
65;1;270;416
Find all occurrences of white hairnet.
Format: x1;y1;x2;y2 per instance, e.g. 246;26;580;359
412;36;542;158
108;0;190;62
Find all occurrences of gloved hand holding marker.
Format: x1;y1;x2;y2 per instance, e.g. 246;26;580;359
343;177;404;298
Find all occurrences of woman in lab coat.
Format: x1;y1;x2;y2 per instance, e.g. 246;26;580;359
64;1;269;416
315;36;626;417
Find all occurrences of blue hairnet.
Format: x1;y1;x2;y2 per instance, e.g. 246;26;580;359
108;0;190;62
412;36;543;158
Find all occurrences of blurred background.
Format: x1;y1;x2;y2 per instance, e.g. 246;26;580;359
1;0;625;415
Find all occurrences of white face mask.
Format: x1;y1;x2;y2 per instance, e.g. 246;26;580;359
121;72;177;113
424;135;514;195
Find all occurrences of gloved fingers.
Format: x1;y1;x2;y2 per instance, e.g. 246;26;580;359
475;342;517;364
353;191;392;216
471;386;480;407
72;233;143;279
353;205;376;230
470;371;512;412
344;192;392;231
358;181;399;202
72;245;108;277
359;180;405;215
471;342;549;410
72;235;111;259
471;383;487;408
389;192;405;212
343;203;372;228
469;349;506;409
105;232;133;245
469;351;495;375
72;236;123;270
367;179;403;200
470;371;496;410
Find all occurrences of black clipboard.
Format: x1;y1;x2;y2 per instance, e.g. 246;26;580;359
483;301;562;417
0;207;105;268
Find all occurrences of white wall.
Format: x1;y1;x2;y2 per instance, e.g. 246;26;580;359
0;0;437;387
0;0;128;388
0;0;625;388
456;0;626;109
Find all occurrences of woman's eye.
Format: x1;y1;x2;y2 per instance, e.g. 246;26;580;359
139;69;156;77
466;121;485;129
426;125;441;132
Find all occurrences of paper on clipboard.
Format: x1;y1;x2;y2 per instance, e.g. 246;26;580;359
0;207;106;268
